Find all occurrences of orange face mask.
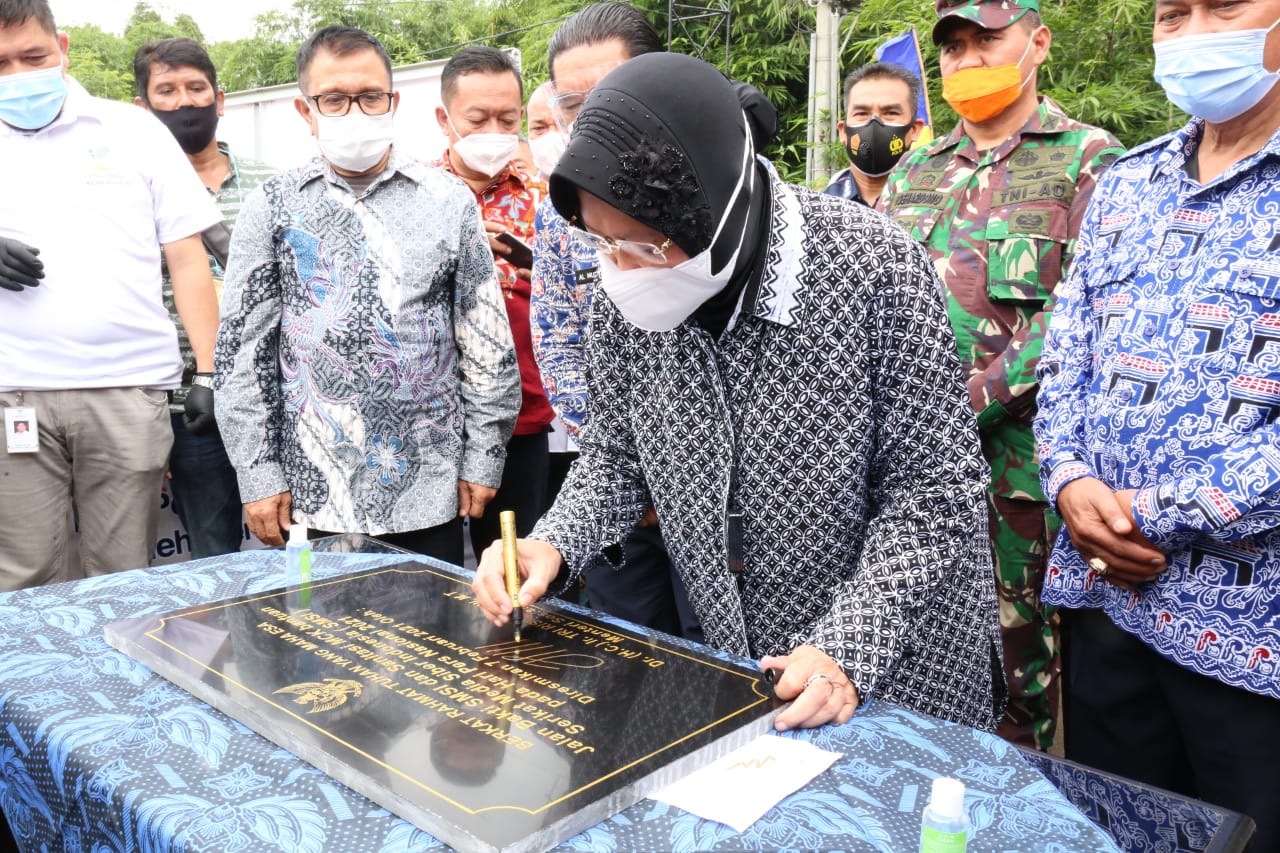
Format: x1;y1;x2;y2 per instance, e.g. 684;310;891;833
941;37;1034;124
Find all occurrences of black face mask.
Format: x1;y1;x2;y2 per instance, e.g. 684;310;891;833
151;102;219;155
843;117;912;178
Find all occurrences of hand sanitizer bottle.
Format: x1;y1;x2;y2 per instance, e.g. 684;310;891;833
285;523;312;590
920;776;969;853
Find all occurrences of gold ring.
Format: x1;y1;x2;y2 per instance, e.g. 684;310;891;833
1088;556;1109;576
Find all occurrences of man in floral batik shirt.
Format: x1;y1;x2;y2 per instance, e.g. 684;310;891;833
433;45;555;560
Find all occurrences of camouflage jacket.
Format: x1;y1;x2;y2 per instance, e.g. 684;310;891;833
881;97;1123;501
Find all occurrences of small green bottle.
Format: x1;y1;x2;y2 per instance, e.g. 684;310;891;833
286;523;312;605
919;776;969;853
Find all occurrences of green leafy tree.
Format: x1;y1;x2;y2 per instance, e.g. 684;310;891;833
661;0;815;182
123;2;203;64
208;0;544;92
208;10;301;93
172;14;205;43
67;3;212;101
1036;0;1184;145
65;24;134;101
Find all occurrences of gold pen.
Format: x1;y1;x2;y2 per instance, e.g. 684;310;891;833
499;510;523;642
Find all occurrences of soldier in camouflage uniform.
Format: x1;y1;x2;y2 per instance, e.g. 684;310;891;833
881;0;1123;749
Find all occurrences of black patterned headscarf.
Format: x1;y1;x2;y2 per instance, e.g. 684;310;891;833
549;52;775;265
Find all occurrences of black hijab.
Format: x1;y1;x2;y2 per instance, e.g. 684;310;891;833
549;52;777;279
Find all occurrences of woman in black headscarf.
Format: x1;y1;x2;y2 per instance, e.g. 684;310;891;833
474;52;1003;732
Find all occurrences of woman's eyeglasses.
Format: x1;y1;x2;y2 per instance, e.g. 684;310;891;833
568;223;672;265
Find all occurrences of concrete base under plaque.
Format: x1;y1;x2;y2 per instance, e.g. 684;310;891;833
104;560;779;853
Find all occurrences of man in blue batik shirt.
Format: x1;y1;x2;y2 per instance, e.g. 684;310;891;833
1035;1;1280;845
529;2;700;640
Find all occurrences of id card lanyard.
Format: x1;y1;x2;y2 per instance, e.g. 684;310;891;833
699;331;746;578
5;390;38;454
727;476;745;576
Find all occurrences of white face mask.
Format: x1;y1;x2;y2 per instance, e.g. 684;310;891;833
598;130;755;333
314;110;394;173
448;115;519;178
529;130;569;178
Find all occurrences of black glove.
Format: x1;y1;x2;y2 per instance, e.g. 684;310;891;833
0;235;44;292
183;376;218;436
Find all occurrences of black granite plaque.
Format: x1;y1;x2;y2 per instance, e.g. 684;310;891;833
104;561;779;853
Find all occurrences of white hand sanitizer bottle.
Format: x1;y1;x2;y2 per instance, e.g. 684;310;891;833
285;523;311;589
919;776;969;853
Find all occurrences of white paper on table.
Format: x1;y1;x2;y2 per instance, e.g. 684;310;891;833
649;735;842;833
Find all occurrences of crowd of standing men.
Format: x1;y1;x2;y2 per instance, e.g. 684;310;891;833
0;0;1277;847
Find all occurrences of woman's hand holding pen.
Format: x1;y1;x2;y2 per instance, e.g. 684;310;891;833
761;645;859;731
474;537;562;627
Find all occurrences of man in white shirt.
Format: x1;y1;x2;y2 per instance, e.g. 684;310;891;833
0;0;221;591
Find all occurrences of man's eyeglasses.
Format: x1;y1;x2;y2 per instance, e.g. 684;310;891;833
309;92;394;117
548;91;587;130
547;61;625;132
568;222;672;265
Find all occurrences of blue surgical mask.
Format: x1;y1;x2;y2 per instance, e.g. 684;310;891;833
0;64;68;130
1153;21;1280;124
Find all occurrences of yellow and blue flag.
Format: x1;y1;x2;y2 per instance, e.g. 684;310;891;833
874;27;934;146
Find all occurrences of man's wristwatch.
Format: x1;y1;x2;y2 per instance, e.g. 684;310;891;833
191;373;215;389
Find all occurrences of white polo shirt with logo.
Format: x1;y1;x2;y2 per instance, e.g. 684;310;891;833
0;78;220;391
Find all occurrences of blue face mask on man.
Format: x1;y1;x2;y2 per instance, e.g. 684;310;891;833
0;64;68;131
1153;19;1280;124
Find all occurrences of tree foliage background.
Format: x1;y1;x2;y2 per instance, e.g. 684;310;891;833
66;0;1182;184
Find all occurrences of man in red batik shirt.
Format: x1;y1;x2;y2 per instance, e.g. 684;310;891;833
434;45;554;559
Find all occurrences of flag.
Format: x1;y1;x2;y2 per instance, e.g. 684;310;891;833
874;27;934;147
